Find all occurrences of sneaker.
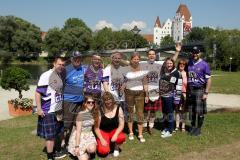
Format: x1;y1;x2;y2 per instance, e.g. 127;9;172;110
138;135;146;143
113;150;120;157
129;133;134;140
161;129;167;135
54;149;67;159
161;131;172;138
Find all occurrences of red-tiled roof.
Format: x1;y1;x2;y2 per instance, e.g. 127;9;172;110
143;34;153;43
154;16;161;28
176;4;191;22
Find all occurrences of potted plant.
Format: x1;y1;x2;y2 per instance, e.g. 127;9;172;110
0;66;33;116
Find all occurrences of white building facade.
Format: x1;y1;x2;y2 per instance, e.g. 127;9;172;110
153;4;192;46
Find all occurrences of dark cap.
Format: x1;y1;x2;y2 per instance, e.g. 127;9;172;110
192;46;200;54
72;51;82;58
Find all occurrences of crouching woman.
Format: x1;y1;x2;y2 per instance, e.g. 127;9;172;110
68;95;99;160
94;92;126;157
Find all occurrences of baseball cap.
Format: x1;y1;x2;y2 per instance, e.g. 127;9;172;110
192;46;200;54
72;51;82;58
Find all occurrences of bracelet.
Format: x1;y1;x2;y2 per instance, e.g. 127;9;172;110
75;146;79;148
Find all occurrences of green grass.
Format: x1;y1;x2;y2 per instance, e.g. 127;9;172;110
1;112;240;160
211;71;240;94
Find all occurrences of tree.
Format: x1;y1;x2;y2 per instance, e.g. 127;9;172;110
61;27;92;55
0;16;42;59
160;35;175;47
92;27;114;51
63;18;92;33
43;27;63;57
0;67;31;99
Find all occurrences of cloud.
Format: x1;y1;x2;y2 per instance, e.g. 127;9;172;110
95;20;117;30
120;20;147;30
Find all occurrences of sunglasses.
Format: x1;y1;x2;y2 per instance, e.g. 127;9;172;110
179;63;186;65
86;101;95;105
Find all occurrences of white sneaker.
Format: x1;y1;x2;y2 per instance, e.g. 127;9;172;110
138;135;146;143
129;133;134;140
113;150;120;157
161;129;167;135
161;131;172;138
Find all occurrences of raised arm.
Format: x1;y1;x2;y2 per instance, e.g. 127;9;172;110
172;42;182;62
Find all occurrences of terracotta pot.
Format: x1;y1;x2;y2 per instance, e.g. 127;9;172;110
8;101;33;117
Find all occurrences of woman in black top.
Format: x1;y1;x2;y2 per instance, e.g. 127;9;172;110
94;92;126;157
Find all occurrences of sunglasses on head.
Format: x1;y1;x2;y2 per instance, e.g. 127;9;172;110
86;101;95;105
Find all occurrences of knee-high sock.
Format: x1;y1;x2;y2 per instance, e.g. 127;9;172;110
197;115;204;128
191;113;196;127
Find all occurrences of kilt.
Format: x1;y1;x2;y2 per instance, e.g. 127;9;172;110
37;113;64;140
187;88;207;117
144;99;162;112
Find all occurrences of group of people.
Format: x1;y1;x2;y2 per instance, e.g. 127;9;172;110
35;43;211;160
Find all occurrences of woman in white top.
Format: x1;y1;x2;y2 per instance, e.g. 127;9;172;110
122;52;149;142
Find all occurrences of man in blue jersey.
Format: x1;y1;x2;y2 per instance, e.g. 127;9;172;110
62;51;86;153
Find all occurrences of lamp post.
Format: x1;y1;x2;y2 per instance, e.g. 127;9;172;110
131;25;141;51
229;57;233;72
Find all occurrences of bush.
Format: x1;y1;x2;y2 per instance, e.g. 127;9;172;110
0;66;31;99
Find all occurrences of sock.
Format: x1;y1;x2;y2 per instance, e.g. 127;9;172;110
191;114;196;127
47;152;54;159
197;115;204;128
149;122;154;128
143;122;147;128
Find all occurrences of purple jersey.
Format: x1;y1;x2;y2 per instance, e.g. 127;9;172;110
84;65;103;94
188;59;211;88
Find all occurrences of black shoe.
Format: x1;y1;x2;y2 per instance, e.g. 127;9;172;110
189;127;196;135
192;128;201;136
54;148;67;159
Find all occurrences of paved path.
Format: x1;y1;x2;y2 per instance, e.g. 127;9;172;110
1;86;240;121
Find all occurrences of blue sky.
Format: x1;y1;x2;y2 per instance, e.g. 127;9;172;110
0;0;239;33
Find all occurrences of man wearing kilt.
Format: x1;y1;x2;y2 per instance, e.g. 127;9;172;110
36;57;65;160
187;46;211;136
141;49;162;135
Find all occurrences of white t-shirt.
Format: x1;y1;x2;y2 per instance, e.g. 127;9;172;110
122;64;148;91
103;65;125;101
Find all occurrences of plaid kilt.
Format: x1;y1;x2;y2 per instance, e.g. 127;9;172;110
144;98;162;112
37;113;64;139
187;88;207;117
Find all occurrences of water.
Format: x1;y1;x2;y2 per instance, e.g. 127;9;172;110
0;64;49;85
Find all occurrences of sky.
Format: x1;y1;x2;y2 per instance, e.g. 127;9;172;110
0;0;240;33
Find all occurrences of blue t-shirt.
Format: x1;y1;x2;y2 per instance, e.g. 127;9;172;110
64;64;87;102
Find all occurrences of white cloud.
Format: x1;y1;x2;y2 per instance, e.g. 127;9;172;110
95;20;117;30
120;20;147;30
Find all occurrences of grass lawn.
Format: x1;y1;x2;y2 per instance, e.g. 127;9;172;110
211;71;240;95
1;112;240;160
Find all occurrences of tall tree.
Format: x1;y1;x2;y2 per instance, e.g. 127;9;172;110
43;27;63;57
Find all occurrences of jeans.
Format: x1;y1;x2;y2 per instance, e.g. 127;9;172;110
161;96;174;133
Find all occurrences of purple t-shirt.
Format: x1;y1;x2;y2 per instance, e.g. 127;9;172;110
188;59;211;88
84;65;103;94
